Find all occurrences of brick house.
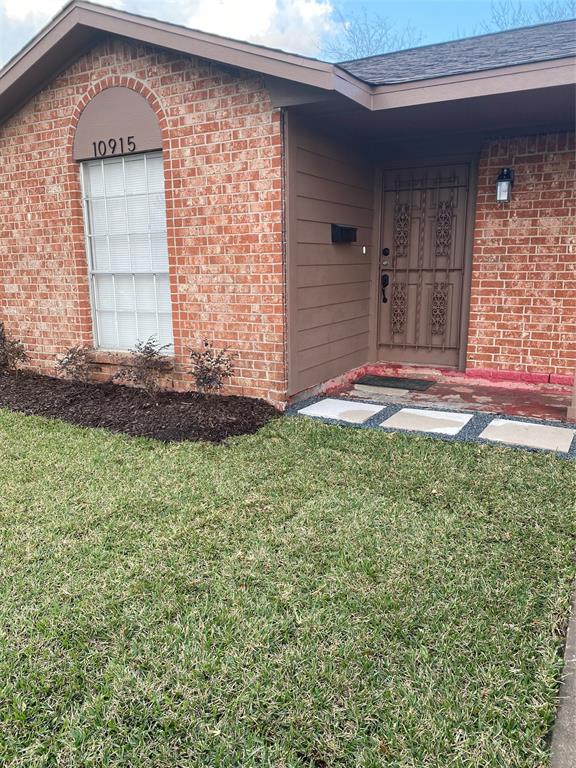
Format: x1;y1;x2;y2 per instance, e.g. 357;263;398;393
0;1;574;405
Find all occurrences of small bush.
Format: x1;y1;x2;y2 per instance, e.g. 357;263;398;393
56;345;93;382
189;340;235;393
0;322;27;372
114;336;172;396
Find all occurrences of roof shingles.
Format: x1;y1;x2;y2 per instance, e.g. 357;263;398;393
337;19;576;85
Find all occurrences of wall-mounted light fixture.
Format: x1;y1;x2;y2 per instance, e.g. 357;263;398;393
496;167;514;203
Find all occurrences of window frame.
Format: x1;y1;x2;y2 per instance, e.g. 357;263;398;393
79;151;173;353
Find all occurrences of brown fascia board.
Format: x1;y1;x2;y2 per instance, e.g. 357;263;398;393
0;0;370;120
370;56;576;110
0;4;83;120
72;3;337;86
0;0;573;123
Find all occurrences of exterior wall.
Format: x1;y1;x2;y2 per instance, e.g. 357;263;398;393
466;131;576;380
1;38;573;404
287;113;374;395
0;38;285;402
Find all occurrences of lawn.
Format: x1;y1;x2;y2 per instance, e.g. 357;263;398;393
0;408;574;767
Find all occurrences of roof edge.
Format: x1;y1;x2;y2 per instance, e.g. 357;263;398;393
0;0;574;122
0;0;373;113
337;16;576;67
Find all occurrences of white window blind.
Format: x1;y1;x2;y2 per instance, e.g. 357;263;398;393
80;152;173;353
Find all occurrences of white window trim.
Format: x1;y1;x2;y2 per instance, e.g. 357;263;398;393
79;151;173;353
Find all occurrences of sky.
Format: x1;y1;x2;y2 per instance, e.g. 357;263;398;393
0;0;566;67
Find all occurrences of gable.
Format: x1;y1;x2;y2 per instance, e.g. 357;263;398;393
0;0;574;122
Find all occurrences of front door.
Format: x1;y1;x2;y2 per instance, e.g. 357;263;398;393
378;164;470;367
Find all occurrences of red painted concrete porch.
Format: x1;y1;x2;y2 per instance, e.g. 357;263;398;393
323;364;575;424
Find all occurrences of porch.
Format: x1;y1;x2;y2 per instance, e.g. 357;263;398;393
291;365;576;456
330;364;575;423
284;66;575;405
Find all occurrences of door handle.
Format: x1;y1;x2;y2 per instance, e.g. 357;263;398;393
381;273;390;303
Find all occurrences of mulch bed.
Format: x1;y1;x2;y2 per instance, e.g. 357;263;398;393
0;371;278;443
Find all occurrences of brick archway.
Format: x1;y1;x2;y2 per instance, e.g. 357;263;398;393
65;77;176;351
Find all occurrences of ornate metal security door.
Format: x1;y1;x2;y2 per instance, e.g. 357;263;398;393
378;164;470;367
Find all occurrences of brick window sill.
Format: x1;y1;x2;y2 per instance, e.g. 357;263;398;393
89;349;176;369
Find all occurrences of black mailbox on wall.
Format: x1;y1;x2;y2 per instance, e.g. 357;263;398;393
331;224;357;243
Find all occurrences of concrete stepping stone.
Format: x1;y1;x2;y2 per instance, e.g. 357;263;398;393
297;398;385;424
380;407;473;435
479;418;575;452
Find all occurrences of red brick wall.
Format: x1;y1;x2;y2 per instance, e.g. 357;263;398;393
467;132;576;381
0;38;286;402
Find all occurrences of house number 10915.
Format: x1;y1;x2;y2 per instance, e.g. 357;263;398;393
92;137;136;158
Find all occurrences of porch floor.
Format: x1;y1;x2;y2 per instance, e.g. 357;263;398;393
289;365;576;457
330;365;573;423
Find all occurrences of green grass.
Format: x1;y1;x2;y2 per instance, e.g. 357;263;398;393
0;409;574;767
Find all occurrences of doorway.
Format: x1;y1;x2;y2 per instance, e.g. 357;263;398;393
377;163;473;368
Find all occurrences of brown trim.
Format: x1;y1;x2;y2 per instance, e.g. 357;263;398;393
568;369;576;421
280;108;290;401
368;168;383;363
0;3;79;88
0;0;368;119
73;4;335;86
371;57;576;110
284;110;298;396
332;68;373;110
1;1;574;124
458;158;479;371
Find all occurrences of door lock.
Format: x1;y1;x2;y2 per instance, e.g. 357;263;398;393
381;273;390;303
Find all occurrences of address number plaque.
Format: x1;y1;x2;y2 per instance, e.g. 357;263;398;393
91;137;137;158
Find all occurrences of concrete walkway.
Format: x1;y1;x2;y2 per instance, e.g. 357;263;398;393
290;395;576;457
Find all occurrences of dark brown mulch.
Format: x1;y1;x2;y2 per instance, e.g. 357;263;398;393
0;370;278;443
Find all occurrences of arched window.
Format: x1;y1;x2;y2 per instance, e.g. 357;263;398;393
75;88;173;352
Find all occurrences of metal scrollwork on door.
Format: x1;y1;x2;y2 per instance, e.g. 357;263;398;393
434;200;453;259
431;282;449;336
390;282;408;334
393;203;410;259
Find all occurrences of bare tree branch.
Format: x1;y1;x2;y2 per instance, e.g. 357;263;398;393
320;0;574;63
321;6;422;62
479;0;575;32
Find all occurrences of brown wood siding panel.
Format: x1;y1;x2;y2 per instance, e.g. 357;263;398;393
295;348;370;392
298;332;371;371
297;299;371;331
298;315;371;351
297;173;373;209
295;243;371;266
297;197;373;228
296;147;370;189
296;264;372;288
297;281;371;310
288;114;374;394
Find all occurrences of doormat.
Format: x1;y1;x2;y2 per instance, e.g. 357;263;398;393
356;375;435;391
